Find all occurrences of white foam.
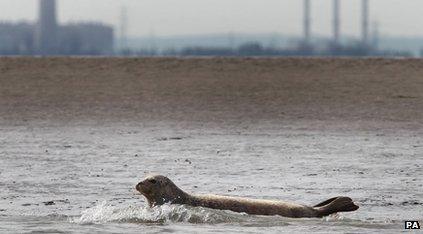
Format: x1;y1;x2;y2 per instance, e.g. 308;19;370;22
71;201;243;225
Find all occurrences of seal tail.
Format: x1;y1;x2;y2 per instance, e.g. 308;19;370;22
314;196;359;217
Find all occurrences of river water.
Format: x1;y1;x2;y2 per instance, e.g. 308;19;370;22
1;121;422;233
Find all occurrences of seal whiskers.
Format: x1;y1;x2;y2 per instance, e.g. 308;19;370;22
136;175;359;218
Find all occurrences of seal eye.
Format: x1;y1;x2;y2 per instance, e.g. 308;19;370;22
149;179;157;184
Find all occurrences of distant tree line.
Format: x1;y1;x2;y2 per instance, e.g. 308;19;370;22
118;41;412;57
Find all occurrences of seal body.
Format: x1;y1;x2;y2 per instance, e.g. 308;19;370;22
188;194;318;218
136;175;359;218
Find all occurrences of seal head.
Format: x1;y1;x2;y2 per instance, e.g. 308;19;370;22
136;175;188;207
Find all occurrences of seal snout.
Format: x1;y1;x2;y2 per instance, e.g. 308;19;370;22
135;181;144;192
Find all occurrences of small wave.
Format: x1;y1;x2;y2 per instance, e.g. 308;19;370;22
71;201;245;225
321;214;399;230
70;201;400;230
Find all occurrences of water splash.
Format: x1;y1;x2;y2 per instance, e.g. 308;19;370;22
70;201;400;231
71;201;245;225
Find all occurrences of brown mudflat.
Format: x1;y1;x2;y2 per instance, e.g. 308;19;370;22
1;57;422;130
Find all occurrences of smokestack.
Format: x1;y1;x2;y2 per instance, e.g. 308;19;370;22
303;0;311;44
37;0;58;55
120;6;128;49
371;21;379;48
361;0;369;45
333;0;340;45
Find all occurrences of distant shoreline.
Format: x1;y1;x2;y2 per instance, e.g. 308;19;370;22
1;57;422;131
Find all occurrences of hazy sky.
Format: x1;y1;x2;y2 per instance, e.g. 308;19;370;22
0;0;421;38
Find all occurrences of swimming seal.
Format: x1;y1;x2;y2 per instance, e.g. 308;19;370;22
135;175;359;218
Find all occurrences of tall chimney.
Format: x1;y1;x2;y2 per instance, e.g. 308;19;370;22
361;0;369;45
120;6;128;49
333;0;340;45
37;0;57;55
303;0;311;44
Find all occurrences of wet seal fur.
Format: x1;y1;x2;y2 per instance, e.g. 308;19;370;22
135;175;359;218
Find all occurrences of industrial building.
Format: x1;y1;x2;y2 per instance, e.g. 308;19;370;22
0;0;114;56
0;0;404;57
0;22;35;55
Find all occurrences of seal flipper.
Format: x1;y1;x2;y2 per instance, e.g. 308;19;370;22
315;196;359;217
